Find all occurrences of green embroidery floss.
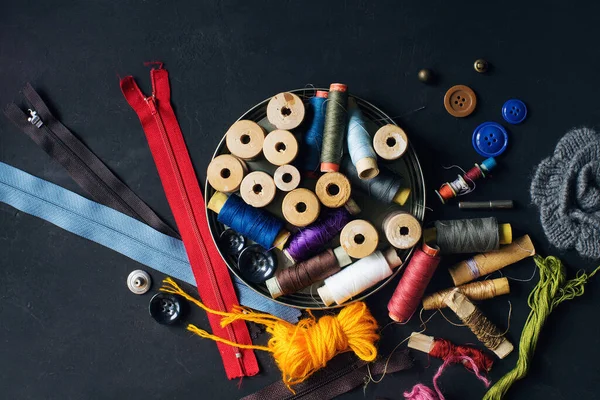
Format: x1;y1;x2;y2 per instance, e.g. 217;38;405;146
483;255;600;400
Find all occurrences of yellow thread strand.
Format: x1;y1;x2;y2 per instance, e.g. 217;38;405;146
186;325;271;352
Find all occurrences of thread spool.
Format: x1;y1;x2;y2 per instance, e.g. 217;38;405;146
449;235;535;286
266;92;305;130
265;246;352;299
320;83;349;172
263;129;299;166
422;278;510;310
239;171;277;208
206;154;247;193
444;289;514;359
382;211;422;249
424;217;512;254
273;164;301;192
387;243;441;322
298;91;328;177
346;97;379;180
373;124;408;161
225;120;265;160
208;191;290;250
315;172;352;208
282;188;321;227
436;157;497;203
318;248;403;306
283;208;355;263
340;219;379;259
341;157;411;206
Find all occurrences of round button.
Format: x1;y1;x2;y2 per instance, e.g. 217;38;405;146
127;270;151;294
149;293;186;325
219;229;246;256
501;99;527;124
238;244;277;284
444;85;477;117
472;122;508;157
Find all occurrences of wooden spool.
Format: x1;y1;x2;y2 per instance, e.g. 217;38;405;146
206;154;247;193
263;129;299;166
373;124;408;161
225;120;265;160
239;171;277;208
273;164;301;192
266;92;306;130
315;172;352;208
382;211;422;249
281;188;321;227
340;219;379;258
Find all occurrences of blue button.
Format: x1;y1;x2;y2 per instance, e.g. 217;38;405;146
501;99;527;124
472;122;508;157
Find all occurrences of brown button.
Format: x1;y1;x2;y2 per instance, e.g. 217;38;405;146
443;85;477;117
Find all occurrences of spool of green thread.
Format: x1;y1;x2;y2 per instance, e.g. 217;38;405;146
320;83;348;172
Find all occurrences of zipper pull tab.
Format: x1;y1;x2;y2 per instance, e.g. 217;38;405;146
145;96;158;115
27;109;43;128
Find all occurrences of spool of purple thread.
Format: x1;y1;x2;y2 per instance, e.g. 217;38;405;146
283;208;353;263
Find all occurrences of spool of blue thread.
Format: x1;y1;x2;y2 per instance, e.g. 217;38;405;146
346;97;379;180
298;91;328;177
480;157;497;174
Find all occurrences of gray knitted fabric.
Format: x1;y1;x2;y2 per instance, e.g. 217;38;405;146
531;127;600;258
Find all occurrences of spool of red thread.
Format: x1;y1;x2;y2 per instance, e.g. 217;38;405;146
387;242;441;322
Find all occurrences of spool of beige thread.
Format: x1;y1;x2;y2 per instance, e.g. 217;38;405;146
263;129;299;166
225;120;265;160
266;92;305;130
206;154;247;193
382;210;422;249
239;171;277;208
281;188;321;227
340;219;379;258
273;164;301;192
315;172;352;208
422;278;510;310
373;124;408;161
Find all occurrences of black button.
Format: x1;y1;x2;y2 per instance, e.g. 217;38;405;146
219;229;246;256
238;244;277;284
149;293;186;325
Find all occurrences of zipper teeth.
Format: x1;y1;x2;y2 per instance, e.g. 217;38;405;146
288;361;361;400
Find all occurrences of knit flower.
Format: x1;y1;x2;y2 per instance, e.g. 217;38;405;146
530;127;600;258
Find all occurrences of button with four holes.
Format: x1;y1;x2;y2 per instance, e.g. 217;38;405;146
444;85;477;117
238;244;277;284
219;228;246;256
149;293;186;325
472;122;508;157
501;99;527;124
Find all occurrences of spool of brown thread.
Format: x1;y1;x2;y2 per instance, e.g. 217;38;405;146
266;92;306;130
239;171;277;208
281;188;321;227
373;124;409;161
206;154;247;193
225;120;265;160
265;246;352;298
273;164;301;192
263;129;299;166
340;219;379;258
422;278;510;310
382;210;422;249
315;172;352;208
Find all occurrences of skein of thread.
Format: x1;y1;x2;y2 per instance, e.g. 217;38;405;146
387;243;441;322
318;248;403;306
283;207;354;263
444;289;514;359
299;91;328;177
430;217;512;254
449;235;535;285
320;83;348;172
422;278;510;310
341;157;411;206
436;158;497;204
346;97;379;180
208;192;290;250
407;332;495;372
265;246;352;298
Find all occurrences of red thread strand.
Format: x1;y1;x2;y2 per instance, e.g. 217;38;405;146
429;338;494;373
464;165;483;183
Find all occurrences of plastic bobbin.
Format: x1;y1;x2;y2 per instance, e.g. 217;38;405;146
238;244;278;284
225;120;265;160
206;154;247;193
273;164;301;192
263;129;299;166
127;270;151;294
382;211;422;249
281;188;321;227
340;219;379;259
239;171;277;208
373;124;409;161
315;172;352;208
266;92;306;130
